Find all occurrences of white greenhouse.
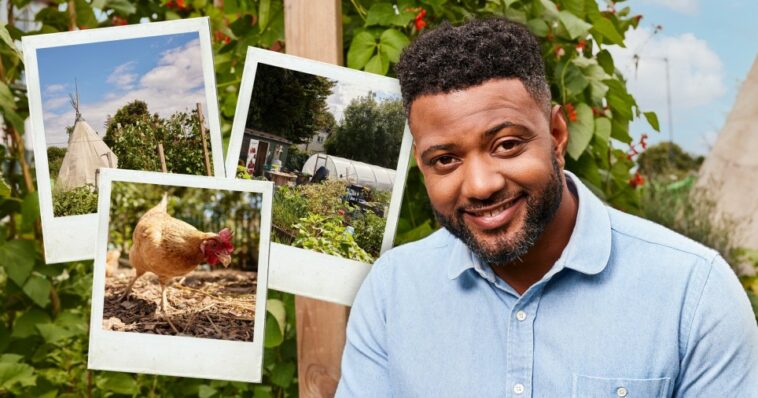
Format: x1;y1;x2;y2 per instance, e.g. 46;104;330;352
301;154;396;191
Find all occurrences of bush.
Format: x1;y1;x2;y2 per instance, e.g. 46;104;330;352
52;185;98;217
293;213;373;263
272;185;310;243
352;211;385;259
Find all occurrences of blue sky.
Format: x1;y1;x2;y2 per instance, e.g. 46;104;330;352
37;32;207;147
610;0;757;155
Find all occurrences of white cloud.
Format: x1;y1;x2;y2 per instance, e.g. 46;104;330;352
642;0;699;14
106;61;138;90
44;96;69;111
139;39;204;92
43;39;208;148
45;83;67;95
610;27;725;113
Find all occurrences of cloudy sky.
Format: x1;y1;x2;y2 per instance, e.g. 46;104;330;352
325;79;401;123
37;32;208;148
610;0;756;155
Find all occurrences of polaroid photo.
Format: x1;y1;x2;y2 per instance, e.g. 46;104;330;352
226;48;413;306
88;168;272;382
22;17;226;264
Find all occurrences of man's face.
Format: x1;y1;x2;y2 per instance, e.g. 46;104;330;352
409;79;568;266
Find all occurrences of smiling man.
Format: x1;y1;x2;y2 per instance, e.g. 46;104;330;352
335;19;757;397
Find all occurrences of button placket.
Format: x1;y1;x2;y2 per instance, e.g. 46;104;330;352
506;288;543;397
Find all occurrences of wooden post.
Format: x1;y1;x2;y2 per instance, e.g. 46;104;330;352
284;2;348;398
157;143;168;173
196;102;213;176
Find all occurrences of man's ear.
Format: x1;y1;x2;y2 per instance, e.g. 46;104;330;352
550;104;570;168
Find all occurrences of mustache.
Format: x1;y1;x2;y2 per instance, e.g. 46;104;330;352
456;190;524;213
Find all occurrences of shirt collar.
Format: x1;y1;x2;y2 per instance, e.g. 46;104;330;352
446;170;612;280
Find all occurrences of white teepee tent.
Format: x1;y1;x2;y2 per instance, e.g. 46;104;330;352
54;88;118;192
697;56;758;250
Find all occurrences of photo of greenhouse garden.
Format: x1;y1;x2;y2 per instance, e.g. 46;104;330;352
235;63;406;262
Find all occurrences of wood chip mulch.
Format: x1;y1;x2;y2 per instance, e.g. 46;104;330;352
103;268;257;342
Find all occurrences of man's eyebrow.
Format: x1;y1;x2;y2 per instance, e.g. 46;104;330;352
420;143;457;161
482;121;532;139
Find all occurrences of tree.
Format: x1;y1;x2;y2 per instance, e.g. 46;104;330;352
46;146;67;181
246;63;336;144
103;99;151;148
324;95;404;169
637;142;704;181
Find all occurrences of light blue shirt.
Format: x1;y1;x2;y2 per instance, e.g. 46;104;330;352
336;172;758;397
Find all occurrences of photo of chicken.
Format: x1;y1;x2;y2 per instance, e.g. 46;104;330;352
120;194;235;313
102;182;262;341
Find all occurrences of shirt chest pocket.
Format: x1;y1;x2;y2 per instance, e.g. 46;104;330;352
572;374;671;398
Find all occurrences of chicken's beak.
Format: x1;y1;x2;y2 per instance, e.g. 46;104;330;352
219;252;232;268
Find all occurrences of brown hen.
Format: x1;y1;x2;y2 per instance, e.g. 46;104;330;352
120;194;234;312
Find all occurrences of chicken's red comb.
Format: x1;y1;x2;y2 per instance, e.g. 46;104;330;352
219;228;234;251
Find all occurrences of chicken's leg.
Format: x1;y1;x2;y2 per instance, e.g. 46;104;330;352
159;279;173;313
120;270;145;301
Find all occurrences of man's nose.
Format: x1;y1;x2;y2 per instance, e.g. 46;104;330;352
460;155;506;201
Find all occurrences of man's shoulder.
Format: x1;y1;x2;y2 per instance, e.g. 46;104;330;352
606;206;719;264
369;228;457;280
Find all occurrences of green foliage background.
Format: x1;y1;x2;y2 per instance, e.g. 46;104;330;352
1;0;726;396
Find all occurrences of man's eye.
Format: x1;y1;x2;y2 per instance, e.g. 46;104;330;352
496;140;522;153
433;155;456;166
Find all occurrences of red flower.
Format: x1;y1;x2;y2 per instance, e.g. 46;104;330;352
414;8;427;31
576;39;586;51
176;0;187;9
565;103;577;122
112;16;127;26
554;46;565;58
166;0;175;8
640;134;648;150
629;172;645;188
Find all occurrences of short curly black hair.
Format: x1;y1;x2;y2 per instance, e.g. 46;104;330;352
395;18;551;117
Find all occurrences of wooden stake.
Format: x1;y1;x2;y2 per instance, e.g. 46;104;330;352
284;2;347;397
157;143;168;173
196;103;213;176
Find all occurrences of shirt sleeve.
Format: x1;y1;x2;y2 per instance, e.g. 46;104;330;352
674;254;758;397
335;253;393;398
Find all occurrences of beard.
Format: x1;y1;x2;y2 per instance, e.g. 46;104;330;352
434;155;564;267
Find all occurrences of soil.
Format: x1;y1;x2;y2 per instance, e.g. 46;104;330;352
103;268;257;342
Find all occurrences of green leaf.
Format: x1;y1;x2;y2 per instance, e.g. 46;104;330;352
95;372;139;395
36;323;74;344
347;31;377;70
364;52;389;75
379;29;409;63
0;178;10;198
591;17;625;46
644;111;660;132
11;309;51;338
267;298;286;334
75;0;98;28
558;10;591;39
253;386;274;398
198;385;218;398
0;325;10;353
566;103;594;160
0;239;36;287
258;0;271;32
23;274;51;308
104;0;136;15
562;63;589;97
366;3;395;26
526;18;548;37
594;117;612;143
21;192;39;232
562;0;585;18
0;23;22;59
0;362;36;390
263;313;283;348
270;362;296;388
596;49;615;75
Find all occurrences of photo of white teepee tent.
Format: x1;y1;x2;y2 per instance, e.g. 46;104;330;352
54;86;118;192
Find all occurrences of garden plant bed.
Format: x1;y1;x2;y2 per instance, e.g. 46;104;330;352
103;268;257;342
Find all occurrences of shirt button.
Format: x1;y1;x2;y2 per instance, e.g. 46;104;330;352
516;310;527;321
513;383;525;394
616;387;628;397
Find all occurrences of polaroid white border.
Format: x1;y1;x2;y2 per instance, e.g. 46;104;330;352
226;48;413;306
22;17;226;264
88;168;272;382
